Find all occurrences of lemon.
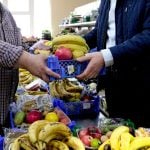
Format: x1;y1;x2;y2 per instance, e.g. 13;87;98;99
45;112;59;122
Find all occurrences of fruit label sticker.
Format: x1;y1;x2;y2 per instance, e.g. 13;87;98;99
67;65;75;74
83;103;91;109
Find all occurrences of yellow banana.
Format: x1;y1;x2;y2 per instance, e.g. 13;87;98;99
110;125;130;150
64;136;85;150
19;71;30;78
120;132;134;150
72;50;85;58
98;139;110;150
19;74;32;82
21;75;33;84
44;133;69;143
28;120;50;144
38;122;72;142
11;133;29;150
129;137;150;150
49;81;60;98
56;80;73;99
64;79;83;92
52;34;89;49
53;43;88;53
48;140;69;150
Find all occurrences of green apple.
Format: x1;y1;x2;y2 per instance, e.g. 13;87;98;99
90;138;101;148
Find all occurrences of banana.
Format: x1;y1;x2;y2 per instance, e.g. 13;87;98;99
57;80;73;99
11;133;29;150
110;125;130;150
98;139;110;150
21;75;33;84
19;74;32;82
38;122;72;142
19;71;30;78
49;81;60;98
44;133;68;143
28;120;50;144
63;136;85;150
52;34;89;49
48;140;69;150
53;43;88;53
120;132;134;150
72;50;85;59
129;137;150;150
63;79;83;93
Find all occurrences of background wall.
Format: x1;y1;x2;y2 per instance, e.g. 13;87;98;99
50;0;95;37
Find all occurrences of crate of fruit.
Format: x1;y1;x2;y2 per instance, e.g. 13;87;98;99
52;95;100;117
47;55;86;80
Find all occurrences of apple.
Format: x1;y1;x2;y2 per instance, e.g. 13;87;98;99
80;135;93;147
54;47;73;60
90;138;101;148
26;110;43;124
79;128;89;138
90;132;101;139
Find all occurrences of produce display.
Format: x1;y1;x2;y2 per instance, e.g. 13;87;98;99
51;34;89;59
9;121;85;150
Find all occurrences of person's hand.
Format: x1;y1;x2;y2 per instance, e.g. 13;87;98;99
17;51;60;82
31;40;51;50
76;52;105;80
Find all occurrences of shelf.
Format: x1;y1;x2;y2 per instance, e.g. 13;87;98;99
59;21;96;28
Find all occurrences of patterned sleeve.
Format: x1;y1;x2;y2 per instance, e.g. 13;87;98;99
0;40;23;68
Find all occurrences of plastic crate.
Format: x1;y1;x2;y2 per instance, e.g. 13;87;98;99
47;55;86;80
0;136;4;150
52;95;100;117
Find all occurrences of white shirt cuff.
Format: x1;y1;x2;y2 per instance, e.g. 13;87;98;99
101;49;114;67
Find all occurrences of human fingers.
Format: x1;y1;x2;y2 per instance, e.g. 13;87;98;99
76;53;93;62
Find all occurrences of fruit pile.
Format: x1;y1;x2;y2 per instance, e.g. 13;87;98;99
10;121;85;150
78;126;102;149
19;68;34;85
14;107;71;127
52;34;89;59
98;125;150;150
50;79;83;101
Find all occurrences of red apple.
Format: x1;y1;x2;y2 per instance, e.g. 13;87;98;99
54;47;73;60
26;110;43;124
80;135;93;147
90;132;101;139
79;128;89;138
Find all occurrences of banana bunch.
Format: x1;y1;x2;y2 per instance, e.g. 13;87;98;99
50;79;83;101
10;133;36;150
19;68;34;84
98;125;150;150
52;34;89;59
10;120;85;150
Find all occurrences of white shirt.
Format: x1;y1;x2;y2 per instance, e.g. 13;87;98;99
101;0;117;67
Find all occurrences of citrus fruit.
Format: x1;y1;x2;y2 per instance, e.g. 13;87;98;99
45;112;59;122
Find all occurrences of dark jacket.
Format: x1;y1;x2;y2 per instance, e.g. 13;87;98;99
84;0;150;127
